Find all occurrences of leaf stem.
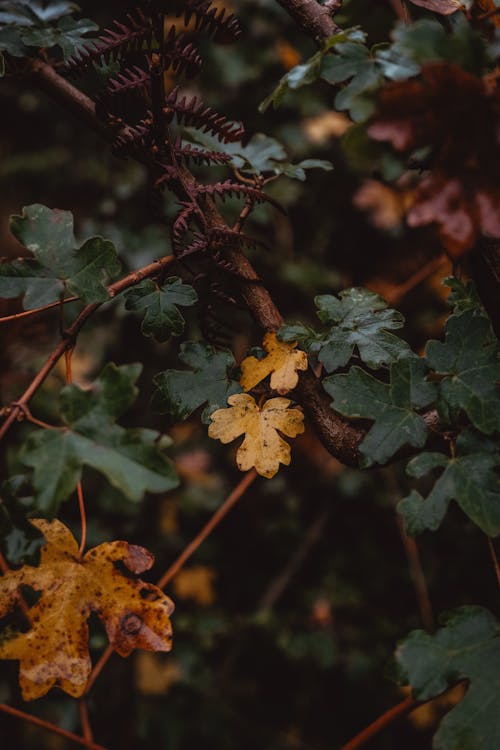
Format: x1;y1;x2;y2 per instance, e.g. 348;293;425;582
0;703;108;750
84;469;257;694
78;699;94;742
340;694;417;750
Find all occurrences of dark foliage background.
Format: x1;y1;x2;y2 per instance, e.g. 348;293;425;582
0;1;498;748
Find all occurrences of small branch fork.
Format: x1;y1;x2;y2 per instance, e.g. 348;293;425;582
0;253;175;443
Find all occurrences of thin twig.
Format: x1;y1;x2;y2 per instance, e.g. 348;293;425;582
84;470;258;694
258;504;332;610
383;255;448;306
0;254;175;444
0;296;79;325
0;703;108;750
487;536;500;591
340;695;417;750
78;699;94;742
157;469;258;589
396;515;435;632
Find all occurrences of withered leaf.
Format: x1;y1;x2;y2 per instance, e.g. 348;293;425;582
368;63;500;257
240;332;308;394
408;0;464;14
0;519;174;700
208;393;304;478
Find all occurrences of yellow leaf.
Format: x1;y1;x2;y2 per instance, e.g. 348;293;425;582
208;393;304;478
0;520;174;700
135;653;183;695
240;332;308;395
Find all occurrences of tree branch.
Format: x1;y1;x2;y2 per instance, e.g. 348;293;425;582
13;58;445;468
274;0;341;40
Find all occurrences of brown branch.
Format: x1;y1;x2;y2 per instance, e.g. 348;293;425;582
258;503;332;610
0;703;108;750
0;296;78;325
274;0;340;40
19;59;447;468
157;468;258;589
0;253;175;443
340;694;418;750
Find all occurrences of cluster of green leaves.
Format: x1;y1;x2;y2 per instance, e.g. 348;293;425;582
0;1;97;75
280;282;500;538
261;17;494;121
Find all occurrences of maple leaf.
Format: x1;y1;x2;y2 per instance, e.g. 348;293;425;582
208;393;304;478
368;63;500;257
240;332;308;394
0;519;174;700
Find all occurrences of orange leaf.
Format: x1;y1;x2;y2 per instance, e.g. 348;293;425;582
0;520;174;700
240;332;308;394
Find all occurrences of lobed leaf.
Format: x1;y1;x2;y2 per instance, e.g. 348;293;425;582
396;606;500;750
280;287;410;372
240;332;308;395
208;393;304;478
0;519;174;700
425;310;500;434
152;341;242;423
124;277;198;342
0;205;121;308
399;430;500;536
20;363;178;516
323;357;436;466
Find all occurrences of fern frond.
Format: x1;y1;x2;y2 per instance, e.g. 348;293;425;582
112;114;153;156
66;8;154;74
173;139;232;166
165;87;244;143
194;180;283;211
154;0;241;43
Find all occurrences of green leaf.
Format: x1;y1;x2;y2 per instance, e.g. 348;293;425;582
259;28;365;112
443;277;484;316
387;18;488;76
152;341;242;423
321;42;383;122
396;606;500;750
0;26;29;57
280;288;410;372
0;204;121;308
185;130;333;180
323;358;436;466
425;311;500;434
124;277;198;343
20;16;98;59
20;363;178;517
0;1;79;25
0;476;44;565
398;430;500;537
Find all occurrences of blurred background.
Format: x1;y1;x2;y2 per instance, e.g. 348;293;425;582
1;1;498;748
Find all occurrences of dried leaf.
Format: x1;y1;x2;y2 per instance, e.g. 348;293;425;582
0;519;174;700
240;332;308;394
408;0;465;14
208;394;304;478
368;64;500;257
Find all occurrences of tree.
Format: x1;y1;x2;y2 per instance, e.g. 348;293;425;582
0;0;499;748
